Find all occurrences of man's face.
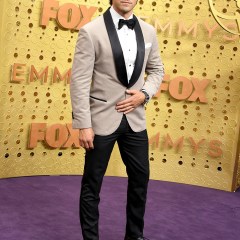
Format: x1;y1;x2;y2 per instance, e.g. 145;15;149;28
112;0;138;16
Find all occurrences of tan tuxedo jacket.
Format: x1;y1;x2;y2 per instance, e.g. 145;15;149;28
70;9;164;136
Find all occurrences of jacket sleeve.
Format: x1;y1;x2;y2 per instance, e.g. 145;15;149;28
142;28;164;99
70;27;95;129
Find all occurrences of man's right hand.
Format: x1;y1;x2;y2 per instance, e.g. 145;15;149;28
79;128;95;150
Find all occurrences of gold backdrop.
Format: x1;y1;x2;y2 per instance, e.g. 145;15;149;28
0;0;239;192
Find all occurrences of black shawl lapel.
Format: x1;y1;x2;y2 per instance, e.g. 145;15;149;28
103;8;128;87
103;9;145;88
128;15;145;88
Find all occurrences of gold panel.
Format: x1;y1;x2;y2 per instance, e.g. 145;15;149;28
0;0;239;192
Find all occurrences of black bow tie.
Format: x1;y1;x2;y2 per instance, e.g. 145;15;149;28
118;19;136;30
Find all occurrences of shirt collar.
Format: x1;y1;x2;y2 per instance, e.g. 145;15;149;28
110;6;133;29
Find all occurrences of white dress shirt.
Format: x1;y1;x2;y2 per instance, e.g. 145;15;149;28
110;7;137;82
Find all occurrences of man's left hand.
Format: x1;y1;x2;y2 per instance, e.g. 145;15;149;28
116;90;145;114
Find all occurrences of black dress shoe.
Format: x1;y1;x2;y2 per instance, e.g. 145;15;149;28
124;236;150;240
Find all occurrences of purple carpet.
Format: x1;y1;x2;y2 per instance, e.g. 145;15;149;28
0;176;239;240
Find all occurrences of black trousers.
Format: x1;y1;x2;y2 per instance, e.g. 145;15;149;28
80;115;149;240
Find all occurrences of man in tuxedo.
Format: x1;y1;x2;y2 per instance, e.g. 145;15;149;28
70;0;164;239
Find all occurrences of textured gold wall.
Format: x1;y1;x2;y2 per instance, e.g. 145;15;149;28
0;0;239;192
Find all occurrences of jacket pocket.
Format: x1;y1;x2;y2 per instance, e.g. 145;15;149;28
90;95;107;102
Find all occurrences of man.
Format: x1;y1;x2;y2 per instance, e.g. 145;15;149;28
70;0;164;239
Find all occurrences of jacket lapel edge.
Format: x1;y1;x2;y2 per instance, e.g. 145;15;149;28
103;9;128;87
128;15;145;88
